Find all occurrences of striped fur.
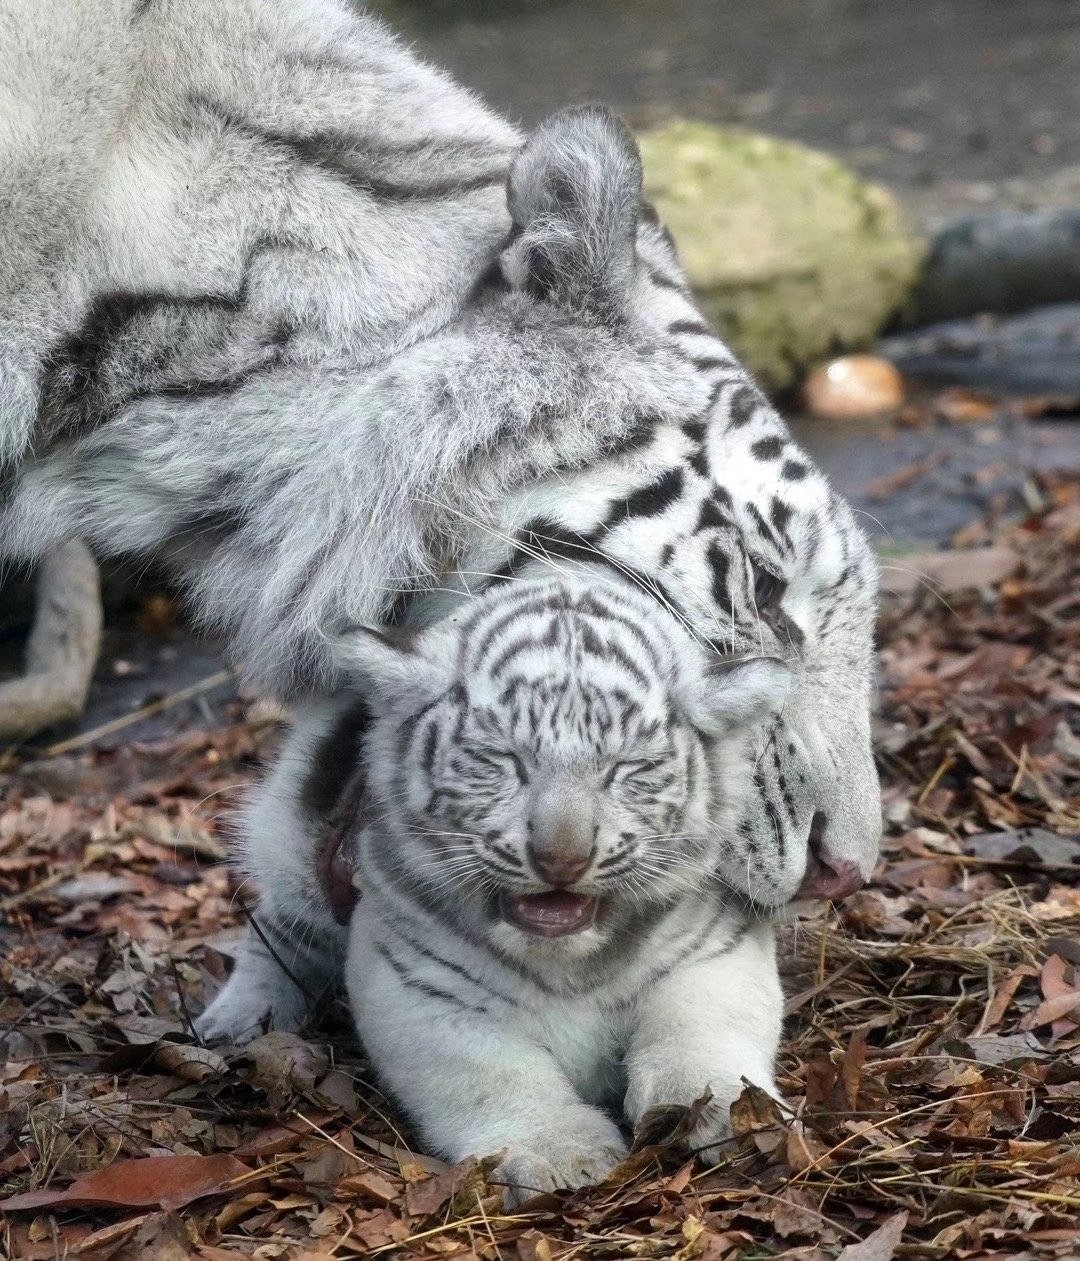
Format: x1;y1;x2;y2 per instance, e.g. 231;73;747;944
0;0;699;694
1;1;878;915
205;571;791;1201
3;1;881;1192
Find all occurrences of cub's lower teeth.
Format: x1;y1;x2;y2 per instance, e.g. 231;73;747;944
501;890;598;938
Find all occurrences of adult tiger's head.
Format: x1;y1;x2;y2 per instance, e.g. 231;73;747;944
333;562;871;956
330;103;882;923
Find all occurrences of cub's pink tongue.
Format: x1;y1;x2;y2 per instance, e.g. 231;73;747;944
502;891;597;937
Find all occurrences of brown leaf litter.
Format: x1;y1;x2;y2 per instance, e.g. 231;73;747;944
1;472;1078;1259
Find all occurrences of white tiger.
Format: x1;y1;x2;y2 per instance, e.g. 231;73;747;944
2;0;881;1192
344;573;793;1203
201;548;870;1203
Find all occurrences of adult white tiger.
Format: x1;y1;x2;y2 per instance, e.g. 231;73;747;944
2;0;880;1191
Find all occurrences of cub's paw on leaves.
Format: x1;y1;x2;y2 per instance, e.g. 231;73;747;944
195;976;309;1045
491;1111;628;1207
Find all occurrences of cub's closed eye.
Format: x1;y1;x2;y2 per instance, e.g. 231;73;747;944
603;758;664;787
479;749;529;785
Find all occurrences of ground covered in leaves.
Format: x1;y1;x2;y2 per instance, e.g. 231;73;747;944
1;475;1078;1261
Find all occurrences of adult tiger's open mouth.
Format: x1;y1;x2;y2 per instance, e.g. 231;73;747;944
500;891;598;937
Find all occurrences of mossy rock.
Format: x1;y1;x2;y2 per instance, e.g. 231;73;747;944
637;120;924;390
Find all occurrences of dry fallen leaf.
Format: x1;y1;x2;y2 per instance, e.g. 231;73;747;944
0;471;1077;1259
0;1153;252;1213
835;1211;909;1261
337;1167;399;1206
403;1155;492;1218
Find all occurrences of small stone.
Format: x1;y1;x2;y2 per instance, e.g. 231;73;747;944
803;355;904;420
878;545;1019;596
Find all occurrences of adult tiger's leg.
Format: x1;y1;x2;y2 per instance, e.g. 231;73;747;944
0;541;101;739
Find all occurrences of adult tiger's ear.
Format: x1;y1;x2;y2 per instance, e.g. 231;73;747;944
502;105;642;321
683;656;792;737
329;626;451;713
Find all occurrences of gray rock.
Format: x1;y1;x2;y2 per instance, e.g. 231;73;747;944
904;209;1080;325
637;120;924;390
880;303;1080;394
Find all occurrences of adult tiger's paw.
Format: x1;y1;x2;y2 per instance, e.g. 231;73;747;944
194;971;310;1045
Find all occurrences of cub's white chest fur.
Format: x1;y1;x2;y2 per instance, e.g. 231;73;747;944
347;874;783;1206
510;998;629;1106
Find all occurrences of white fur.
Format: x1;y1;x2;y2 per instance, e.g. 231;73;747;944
195;701;349;1043
1;1;879;895
347;908;783;1203
203;572;792;1202
3;2;881;1188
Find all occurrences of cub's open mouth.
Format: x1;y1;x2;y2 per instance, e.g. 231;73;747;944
500;891;598;937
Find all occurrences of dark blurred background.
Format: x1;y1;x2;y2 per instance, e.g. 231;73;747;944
382;0;1080;226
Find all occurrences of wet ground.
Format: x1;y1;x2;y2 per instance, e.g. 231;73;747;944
789;407;1076;543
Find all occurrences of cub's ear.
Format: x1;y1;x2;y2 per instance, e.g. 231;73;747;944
683;656;792;736
502;105;642;321
329;626;451;713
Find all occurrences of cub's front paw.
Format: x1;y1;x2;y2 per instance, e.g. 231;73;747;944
683;1093;737;1163
629;1077;784;1166
492;1111;628;1207
687;1081;791;1164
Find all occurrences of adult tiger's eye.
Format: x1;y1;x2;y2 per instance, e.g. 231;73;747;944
753;564;784;609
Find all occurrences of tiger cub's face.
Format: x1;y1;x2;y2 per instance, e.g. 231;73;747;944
335;573;792;957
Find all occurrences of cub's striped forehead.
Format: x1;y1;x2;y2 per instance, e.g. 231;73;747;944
455;580;678;701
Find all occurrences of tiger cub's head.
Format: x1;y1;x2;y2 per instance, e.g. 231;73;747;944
335;571;804;958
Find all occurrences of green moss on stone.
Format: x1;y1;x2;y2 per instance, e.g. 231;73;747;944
637;120;924;390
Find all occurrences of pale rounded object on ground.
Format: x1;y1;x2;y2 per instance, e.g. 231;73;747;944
802;355;905;420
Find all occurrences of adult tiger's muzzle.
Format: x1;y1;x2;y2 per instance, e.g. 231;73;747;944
793;810;867;902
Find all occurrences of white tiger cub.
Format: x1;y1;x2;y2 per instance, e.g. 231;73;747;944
340;571;792;1203
202;563;799;1201
198;553;865;1201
